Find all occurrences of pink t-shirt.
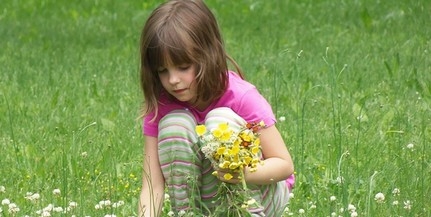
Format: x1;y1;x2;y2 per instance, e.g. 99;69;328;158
143;71;276;137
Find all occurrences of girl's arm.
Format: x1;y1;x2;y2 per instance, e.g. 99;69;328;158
138;136;165;217
244;125;294;185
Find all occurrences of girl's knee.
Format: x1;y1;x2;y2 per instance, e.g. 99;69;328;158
159;109;197;137
205;107;246;130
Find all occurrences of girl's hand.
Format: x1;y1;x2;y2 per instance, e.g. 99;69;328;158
214;168;242;184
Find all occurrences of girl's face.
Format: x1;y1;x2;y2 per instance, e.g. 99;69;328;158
157;63;199;104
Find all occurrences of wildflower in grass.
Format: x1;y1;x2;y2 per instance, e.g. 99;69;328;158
347;204;356;212
330;195;337;201
167;211;175;217
392;200;399;206
0;186;5;193
196;121;265;216
335;176;345;185
81;151;88;158
178;210;186;216
25;192;41;202
1;198;10;205
104;215;116;217
289;192;294;198
8;203;20;214
41;210;51;217
52;188;61;196
406;143;414;150
112;200;125;208
374;192;385;203
403;200;412;210
279;116;286;122
392;188;400;196
350;211;358;217
309;201;317;209
298;208;305;214
53;206;63;213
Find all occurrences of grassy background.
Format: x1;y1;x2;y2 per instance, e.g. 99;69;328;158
1;0;430;216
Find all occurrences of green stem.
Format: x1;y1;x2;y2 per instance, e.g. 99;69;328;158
240;169;248;191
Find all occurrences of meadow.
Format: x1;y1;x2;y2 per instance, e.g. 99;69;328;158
0;0;430;216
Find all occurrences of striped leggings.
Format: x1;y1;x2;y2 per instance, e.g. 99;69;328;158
158;107;290;216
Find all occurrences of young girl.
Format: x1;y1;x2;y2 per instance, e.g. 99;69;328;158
138;0;295;216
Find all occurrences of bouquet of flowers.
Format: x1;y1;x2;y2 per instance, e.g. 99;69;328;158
195;121;265;216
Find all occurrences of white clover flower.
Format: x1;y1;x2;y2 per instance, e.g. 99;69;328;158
69;201;78;208
347;204;356;212
374;192;385;203
81;152;88;158
310;203;317;209
0;207;2;213
403;200;412;210
298;208;305;214
279;116;286;122
331;212;337;217
43;204;54;212
53;206;63;212
100;200;111;207
247;198;256;205
0;186;5;193
289;192;294;198
178;210;186;216
8;203;20;214
339;207;344;213
406;143;414;149
112;200;125;208
392;200;399;206
1;198;10;205
95;204;102;210
392;188;400;196
330;196;337;201
53;189;61;196
336;176;344;185
164;193;170;200
41;210;51;217
167;211;175;217
31;193;41;201
350;211;358;217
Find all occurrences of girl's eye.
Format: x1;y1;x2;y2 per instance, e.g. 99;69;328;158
178;65;191;71
157;68;167;74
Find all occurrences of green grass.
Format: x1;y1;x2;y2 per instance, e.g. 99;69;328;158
1;0;430;216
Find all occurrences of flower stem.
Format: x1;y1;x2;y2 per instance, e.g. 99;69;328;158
240;169;248;191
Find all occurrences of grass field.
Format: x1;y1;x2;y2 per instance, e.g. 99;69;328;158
1;0;430;216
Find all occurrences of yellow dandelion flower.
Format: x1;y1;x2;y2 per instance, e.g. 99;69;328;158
240;131;251;142
217;146;226;155
229;162;239;170
254;138;260;146
223;173;233;180
221;130;232;141
252;146;260;154
213;128;222;138
218;123;229;131
229;145;240;155
219;161;231;169
195;125;207;136
244;156;252;165
234;138;242;146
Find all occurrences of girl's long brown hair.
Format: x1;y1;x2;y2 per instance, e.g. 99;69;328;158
140;0;242;118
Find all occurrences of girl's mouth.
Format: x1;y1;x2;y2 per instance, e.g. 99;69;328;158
173;88;187;94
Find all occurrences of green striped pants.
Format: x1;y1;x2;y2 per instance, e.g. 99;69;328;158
158;107;290;216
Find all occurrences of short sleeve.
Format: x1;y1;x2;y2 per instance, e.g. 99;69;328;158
235;88;276;127
143;113;158;137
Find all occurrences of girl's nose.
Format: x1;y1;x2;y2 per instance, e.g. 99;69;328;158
168;71;180;84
